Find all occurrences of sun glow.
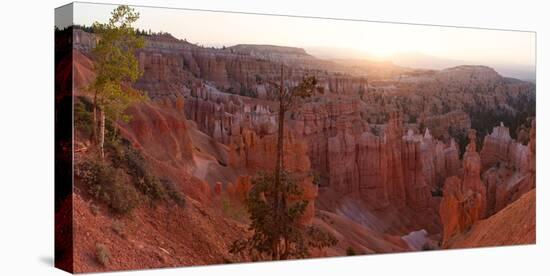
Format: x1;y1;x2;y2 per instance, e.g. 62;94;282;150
73;2;535;69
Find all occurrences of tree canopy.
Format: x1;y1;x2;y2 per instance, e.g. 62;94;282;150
230;67;336;261
230;171;337;260
91;5;146;124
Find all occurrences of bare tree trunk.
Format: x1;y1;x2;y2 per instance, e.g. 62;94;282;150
99;109;105;160
91;90;98;143
113;122;118;140
275;103;285;182
271;65;286;261
275;65;284;185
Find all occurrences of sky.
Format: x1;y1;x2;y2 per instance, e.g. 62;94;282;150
70;2;536;76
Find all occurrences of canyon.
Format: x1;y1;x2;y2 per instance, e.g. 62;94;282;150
67;28;536;271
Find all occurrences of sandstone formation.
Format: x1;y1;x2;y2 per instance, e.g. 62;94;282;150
480;123;528;172
429;135;461;191
439;130;487;245
184;82;277;146
420;110;471;139
74;29;535;119
481;121;535;215
226;175;252;202
437;119;536;246
116;98;224;202
295;109;458;211
228;127;317;224
401;129;432;210
121;97;195;170
435;65;502;84
444;189;535;249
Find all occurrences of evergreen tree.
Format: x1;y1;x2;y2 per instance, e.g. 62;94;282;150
230;66;336;260
89;5;146;159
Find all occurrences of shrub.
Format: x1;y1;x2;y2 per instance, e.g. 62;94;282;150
135;174;165;200
230;170;337;260
111;220;125;237
79;159;139;214
124;146;165;200
346;247;356;256
104;138;125;166
95;243;110;266
160;178;186;208
74;99;93;137
220;196;247;223
81;135;184;213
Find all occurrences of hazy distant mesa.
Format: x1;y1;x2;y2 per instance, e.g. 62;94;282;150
70;2;535;81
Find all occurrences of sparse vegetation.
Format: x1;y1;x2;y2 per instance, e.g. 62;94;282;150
220;195;248;223
106;139;166;201
346;247;357;256
72;10;183;213
77;121;187;214
161;178;186;208
95;243;110;266
122;145;165;201
230;170;337;260
111;220;125;237
74;98;94;138
115;140;186;202
78;158;139;214
466;92;535;143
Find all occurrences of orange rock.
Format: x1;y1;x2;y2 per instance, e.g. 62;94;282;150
356;132;389;209
402;130;431;210
440;130;487;245
327;132;359;194
384;112;407;206
480;122;535;216
421;110;471;139
227;175;252;202
439;176;485;246
294;175;318;225
228;127;311;174
214;182;222;196
444;190;535;249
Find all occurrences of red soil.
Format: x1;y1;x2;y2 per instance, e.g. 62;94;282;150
445;189;535;249
73;190;247;273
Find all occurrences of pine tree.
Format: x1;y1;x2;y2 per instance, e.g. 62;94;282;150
89;5;146;159
230;66;336;261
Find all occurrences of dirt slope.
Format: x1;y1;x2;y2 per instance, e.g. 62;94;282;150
314;210;410;256
445;189;535;249
73;191;247;273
